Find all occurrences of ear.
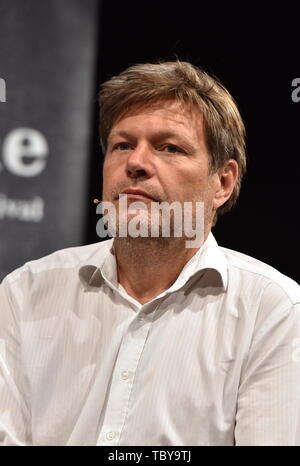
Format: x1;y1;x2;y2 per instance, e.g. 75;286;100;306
212;158;239;210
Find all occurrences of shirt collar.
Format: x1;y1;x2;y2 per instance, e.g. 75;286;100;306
78;232;228;293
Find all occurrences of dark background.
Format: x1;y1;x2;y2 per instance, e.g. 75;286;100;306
85;1;300;283
1;1;299;283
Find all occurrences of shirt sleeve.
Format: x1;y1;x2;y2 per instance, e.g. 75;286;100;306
235;282;300;446
0;278;31;446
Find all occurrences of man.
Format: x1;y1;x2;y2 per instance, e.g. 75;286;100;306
0;60;300;446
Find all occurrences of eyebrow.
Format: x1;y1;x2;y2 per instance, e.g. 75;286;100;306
108;130;198;153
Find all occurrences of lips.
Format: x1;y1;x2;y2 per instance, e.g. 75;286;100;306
121;189;156;201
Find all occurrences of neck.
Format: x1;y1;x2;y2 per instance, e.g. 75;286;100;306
114;234;209;304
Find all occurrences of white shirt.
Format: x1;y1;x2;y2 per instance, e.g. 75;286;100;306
0;233;300;446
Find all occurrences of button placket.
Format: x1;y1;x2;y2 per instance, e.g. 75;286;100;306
97;302;161;446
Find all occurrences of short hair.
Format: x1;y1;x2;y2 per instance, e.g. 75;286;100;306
98;60;246;220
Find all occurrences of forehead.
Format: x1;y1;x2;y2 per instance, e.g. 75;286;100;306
110;99;204;134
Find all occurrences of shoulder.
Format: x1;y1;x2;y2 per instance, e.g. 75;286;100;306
220;245;300;307
2;239;114;286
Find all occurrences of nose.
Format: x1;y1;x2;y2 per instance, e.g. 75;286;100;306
126;143;155;180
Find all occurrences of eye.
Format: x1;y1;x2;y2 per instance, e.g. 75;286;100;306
113;142;132;151
162;144;183;154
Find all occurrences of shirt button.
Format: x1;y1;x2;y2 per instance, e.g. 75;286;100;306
121;371;130;380
137;314;145;321
106;431;116;441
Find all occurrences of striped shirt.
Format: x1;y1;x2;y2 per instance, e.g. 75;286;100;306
0;233;300;445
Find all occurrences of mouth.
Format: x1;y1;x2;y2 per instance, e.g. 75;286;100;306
120;190;157;201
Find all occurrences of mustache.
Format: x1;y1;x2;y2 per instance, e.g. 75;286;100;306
111;183;165;202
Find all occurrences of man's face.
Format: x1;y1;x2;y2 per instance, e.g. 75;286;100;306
102;99;220;237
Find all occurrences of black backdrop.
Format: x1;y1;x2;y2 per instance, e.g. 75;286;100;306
86;1;300;284
1;1;299;283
